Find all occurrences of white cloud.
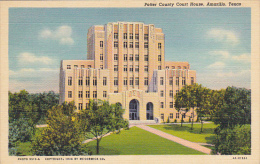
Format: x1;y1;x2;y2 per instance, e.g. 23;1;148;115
231;53;251;63
210;51;230;59
207;62;225;69
39;25;74;45
19;52;54;65
207;28;239;45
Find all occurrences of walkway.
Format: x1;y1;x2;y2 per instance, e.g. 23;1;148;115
136;125;212;155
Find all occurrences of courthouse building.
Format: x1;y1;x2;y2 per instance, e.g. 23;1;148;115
59;22;197;123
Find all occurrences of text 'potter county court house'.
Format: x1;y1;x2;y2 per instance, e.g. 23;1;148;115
59;22;197;123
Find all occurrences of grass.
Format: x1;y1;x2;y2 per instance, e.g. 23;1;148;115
86;126;206;155
16;142;33;156
148;122;218;143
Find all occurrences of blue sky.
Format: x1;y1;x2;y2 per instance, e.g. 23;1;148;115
9;8;251;93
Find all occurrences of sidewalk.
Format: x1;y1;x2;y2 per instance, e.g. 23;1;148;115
136;125;212;155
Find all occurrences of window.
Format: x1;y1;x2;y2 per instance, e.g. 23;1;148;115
144;34;148;40
158;43;161;49
100;65;103;69
144;66;148;72
93;77;97;86
135;42;139;48
124;33;127;39
114;77;118;86
177;66;181;69
74;65;78;68
124;77;127;85
160;102;164;108
114;54;118;60
170;102;173;108
144;42;149;48
182;77;186;85
158;55;161;61
129;42;133;48
114;42;118;48
103;77;107;86
176;113;180;119
135;65;139;72
114;65;118;71
124;54;127;61
183;66;187;69
68;91;72;98
124;42;127;48
100;41;103;48
114;91;118;93
93;91;97;98
169;90;173;97
78;77;83;86
170;113;173;119
160;90;164;97
158;66;161;70
166;66;169;69
130;77;134;85
78;91;83;98
191;77;194;85
129;54;133;61
169;77;173;85
86;77;90;86
86;103;89;109
100;54;103;60
135;34;139;39
114;33;118;39
67;65;71;69
144;77;148;85
78;103;83;110
176;77;179;86
103;91;107;98
183;113;186;118
135;77;139;85
129;33;133;39
135;54;139;61
124;65;127;72
172;66;175;69
160;77;164;85
86;91;90;98
81;65;85;68
161;113;164;121
144;55;148;61
68;76;72;86
88;65;91;68
129;65;133;72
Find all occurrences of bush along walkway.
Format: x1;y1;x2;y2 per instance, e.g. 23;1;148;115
136;125;211;155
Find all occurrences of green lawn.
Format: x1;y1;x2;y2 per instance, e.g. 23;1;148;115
148;122;218;143
17;142;33;156
86;126;206;155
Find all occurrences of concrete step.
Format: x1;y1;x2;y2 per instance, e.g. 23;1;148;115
129;120;158;125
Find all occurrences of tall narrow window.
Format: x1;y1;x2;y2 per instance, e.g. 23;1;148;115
176;77;179;86
67;65;71;69
124;77;127;86
144;55;148;61
170;113;173;118
135;77;139;85
169;90;173;97
114;33;118;39
74;65;78;68
135;42;139;48
114;65;118;71
86;77;90;86
176;113;180;119
182;77;186;85
100;54;103;60
129;42;133;48
114;41;118;48
191;77;194;85
100;65;103;69
78;103;83;110
93;77;97;86
123;42;127;48
86;91;90;98
144;42;149;48
129;65;133;72
166;66;169;69
130;77;134;85
169;77;173;85
160;77;164;85
161;113;164;121
129;33;133;39
144;66;148;72
93;91;97;98
160;90;164;97
160;102;164;108
68;76;72;86
170;102;173;108
129;54;133;61
158;66;161;70
100;41;103;48
68;91;72;98
124;54;127;61
103;91;107;98
114;77;118;86
158;43;161;49
144;34;148;40
124;65;127;72
135;65;139;72
114;54;118;60
123;33;127;39
78;77;83;86
78;91;83;98
158;55;161;61
135;54;139;61
81;65;85;68
144;77;148;85
103;77;107;86
135;34;139;40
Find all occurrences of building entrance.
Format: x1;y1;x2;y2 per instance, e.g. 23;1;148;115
129;99;139;120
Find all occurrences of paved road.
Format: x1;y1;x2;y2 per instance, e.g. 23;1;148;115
136;125;212;155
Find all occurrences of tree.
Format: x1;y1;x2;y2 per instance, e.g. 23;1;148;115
212;125;251;155
32;102;87;156
78;100;129;154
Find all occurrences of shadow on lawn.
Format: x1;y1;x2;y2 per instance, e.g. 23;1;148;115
88;145;120;155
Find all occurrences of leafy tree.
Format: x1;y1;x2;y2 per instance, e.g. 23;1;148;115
78;100;129;154
32;102;87;156
213;86;251;129
213;125;251;155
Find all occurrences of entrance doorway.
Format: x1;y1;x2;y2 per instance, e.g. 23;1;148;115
146;102;154;120
129;99;139;120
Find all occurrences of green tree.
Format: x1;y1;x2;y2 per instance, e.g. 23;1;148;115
213;125;251;155
32;102;87;156
78;100;128;154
